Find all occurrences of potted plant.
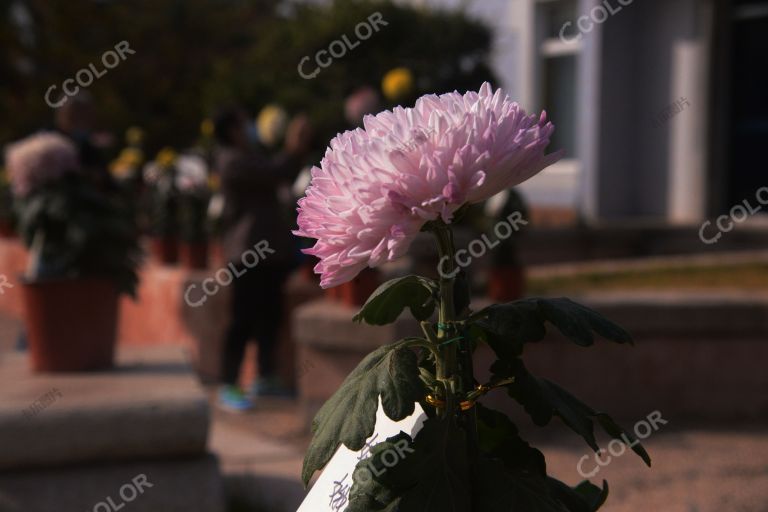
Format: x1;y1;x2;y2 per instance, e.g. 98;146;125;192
143;147;180;264
6;132;141;372
175;154;211;270
295;84;649;510
109;127;145;193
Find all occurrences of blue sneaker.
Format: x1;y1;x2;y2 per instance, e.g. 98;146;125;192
251;376;295;398
217;385;253;412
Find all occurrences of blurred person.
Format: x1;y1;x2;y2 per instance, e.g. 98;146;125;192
213;106;312;412
53;91;113;190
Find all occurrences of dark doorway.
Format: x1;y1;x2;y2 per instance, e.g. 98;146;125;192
727;1;768;206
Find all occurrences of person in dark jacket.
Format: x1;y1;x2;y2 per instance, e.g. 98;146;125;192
213;106;312;411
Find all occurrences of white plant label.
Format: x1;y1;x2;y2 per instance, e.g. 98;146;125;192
297;399;427;512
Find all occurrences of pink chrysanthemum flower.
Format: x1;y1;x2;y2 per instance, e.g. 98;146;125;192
295;82;562;288
5;132;79;197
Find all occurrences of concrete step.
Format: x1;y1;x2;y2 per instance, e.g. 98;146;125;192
0;346;209;470
0;454;224;512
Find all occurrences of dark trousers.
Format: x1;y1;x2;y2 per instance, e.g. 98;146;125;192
220;264;288;385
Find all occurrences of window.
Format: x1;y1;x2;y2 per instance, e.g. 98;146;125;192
536;0;580;159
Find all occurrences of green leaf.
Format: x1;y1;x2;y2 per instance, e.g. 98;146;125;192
546;478;609;512
473;458;569;512
594;413;651;467
348;418;471;512
475;298;632;358
474;406;608;512
353;275;438;325
348;433;411;512
302;341;424;485
475;403;546;477
573;480;609;510
475;300;545;359
398;418;471;512
493;359;651;467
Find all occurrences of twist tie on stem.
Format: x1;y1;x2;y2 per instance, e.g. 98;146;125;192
425;378;515;411
438;335;463;348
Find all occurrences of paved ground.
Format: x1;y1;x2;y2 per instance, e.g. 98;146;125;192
208;398;768;512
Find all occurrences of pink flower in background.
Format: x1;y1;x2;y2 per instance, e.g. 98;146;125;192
295;82;562;288
5;132;79;197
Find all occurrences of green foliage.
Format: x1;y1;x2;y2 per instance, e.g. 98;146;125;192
304;233;650;510
17;174;142;296
352;418;472;512
1;0;281;151
353;275;438;325
490;359;650;466
207;0;496;149
474;297;633;359
1;1;494;154
347;408;610;512
302;339;424;485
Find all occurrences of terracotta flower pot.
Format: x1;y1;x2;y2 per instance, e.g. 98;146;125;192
487;265;526;302
325;284;343;302
209;240;225;267
179;241;208;270
149;236;179;264
21;277;119;372
339;268;381;307
300;260;318;283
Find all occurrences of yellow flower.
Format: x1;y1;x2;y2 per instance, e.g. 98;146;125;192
110;161;130;179
200;119;214;138
257;104;288;147
126;126;144;146
156;147;177;168
207;173;220;192
382;67;415;102
109;148;144;179
121;147;144;167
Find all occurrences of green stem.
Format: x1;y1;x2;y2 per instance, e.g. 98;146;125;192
432;224;458;419
432;221;479;466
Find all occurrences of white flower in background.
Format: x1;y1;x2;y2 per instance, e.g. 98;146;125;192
175;154;208;193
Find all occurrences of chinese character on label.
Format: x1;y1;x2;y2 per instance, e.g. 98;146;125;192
357;433;379;462
328;473;350;511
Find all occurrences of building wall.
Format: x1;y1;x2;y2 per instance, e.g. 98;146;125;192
401;0;715;222
596;0;711;220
